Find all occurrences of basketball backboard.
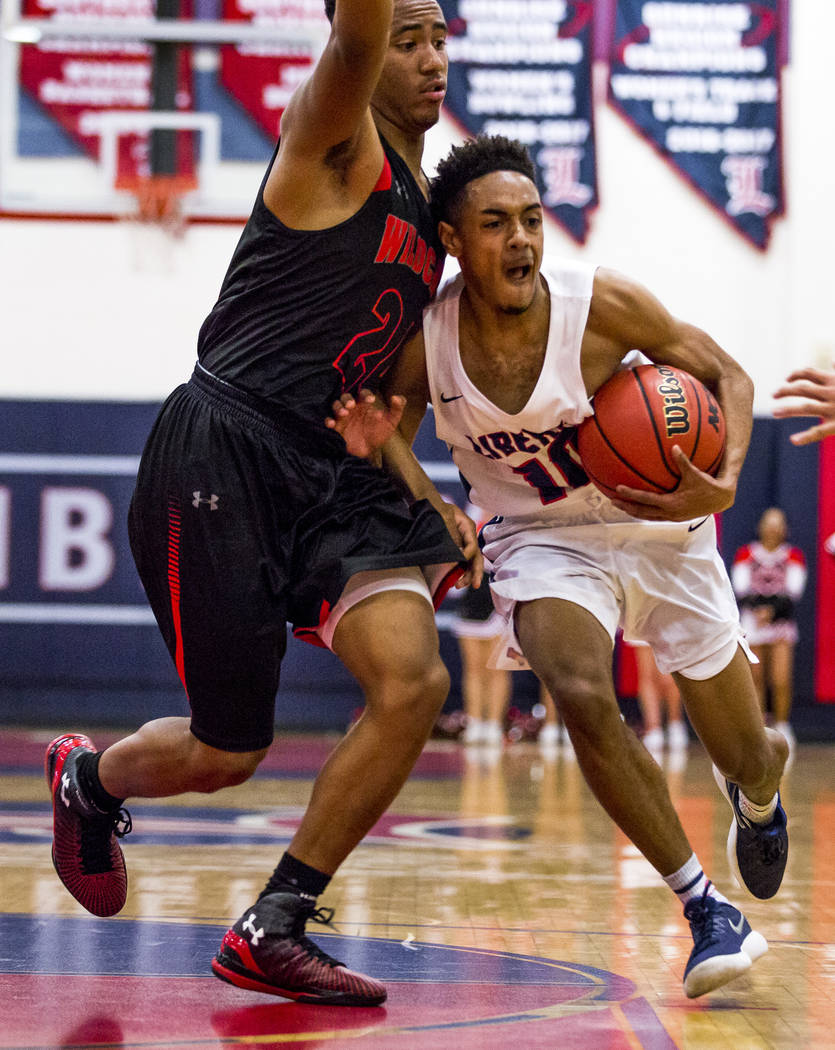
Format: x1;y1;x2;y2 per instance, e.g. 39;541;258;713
0;0;330;219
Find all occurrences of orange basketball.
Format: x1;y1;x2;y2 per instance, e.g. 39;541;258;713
576;364;726;500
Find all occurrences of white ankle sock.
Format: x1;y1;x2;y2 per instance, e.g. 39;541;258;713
664;853;728;907
737;790;778;825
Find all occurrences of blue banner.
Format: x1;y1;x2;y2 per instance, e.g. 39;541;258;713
608;0;783;249
441;1;598;243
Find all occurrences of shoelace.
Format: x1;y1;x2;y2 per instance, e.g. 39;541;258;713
734;792;785;864
684;898;724;951
758;825;786;864
79;807;132;874
291;905;344;968
309;905;336;928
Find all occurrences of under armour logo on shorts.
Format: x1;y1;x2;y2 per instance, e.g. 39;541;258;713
192;491;219;510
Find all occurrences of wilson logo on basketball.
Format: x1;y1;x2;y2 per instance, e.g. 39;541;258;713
575;363;727;499
655;367;690;437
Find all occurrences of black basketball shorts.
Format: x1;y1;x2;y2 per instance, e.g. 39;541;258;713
128;366;465;752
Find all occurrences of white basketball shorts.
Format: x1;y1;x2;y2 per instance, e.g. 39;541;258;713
481;489;751;679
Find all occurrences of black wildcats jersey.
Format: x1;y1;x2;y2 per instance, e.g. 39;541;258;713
197;136;444;424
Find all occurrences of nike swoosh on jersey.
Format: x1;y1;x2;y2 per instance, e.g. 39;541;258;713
440;392;464;402
688;516;710;532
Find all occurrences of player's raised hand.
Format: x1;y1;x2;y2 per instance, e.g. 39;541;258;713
772;365;835;445
325;389;406;459
611;446;735;521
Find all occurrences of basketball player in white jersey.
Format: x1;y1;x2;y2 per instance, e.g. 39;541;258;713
328;135;789;998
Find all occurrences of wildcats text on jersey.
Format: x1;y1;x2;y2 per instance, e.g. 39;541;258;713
374;214;441;294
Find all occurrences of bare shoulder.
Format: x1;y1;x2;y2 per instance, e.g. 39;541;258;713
588;268;680;360
580;268;676;394
588;268;670;333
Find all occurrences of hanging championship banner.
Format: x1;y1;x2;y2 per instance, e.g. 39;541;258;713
441;1;597;244
608;0;783;249
219;0;328;140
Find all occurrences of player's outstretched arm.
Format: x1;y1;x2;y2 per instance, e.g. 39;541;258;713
326;330;483;586
326;328;432;456
382;333;483;585
282;1;391;151
326;404;482;587
381;429;483;588
584;268;752;521
773;366;835;445
264;1;392;220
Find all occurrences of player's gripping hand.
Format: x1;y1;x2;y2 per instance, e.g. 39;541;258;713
611;446;735;521
325;389;406;459
441;502;483;590
772;366;835;445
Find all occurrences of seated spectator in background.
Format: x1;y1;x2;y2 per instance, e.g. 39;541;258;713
629;641;688;757
732;508;807;752
773;364;835;444
537;682;574;755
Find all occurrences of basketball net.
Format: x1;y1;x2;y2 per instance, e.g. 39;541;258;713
117;173;197;239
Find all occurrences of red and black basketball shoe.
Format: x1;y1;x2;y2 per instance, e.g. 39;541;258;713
45;734;132;917
212;892;387;1005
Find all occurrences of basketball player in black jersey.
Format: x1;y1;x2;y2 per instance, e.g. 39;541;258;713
44;0;481;1006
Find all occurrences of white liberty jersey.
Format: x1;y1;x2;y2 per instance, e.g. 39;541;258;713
424;258;598;521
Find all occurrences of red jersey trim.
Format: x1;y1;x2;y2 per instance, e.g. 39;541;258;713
431;565;465;610
293;600;332;649
373;155;392;192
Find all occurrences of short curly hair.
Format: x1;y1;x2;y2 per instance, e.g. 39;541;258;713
431;135;537;225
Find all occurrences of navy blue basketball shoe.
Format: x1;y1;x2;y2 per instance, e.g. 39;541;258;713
683;893;768;998
713;764;788;899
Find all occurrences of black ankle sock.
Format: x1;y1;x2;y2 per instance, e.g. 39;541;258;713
259;852;331;901
75;750;125;813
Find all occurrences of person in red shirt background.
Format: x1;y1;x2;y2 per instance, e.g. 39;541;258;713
732;508;807;752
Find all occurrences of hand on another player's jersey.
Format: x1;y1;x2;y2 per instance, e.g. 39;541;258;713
772;366;835;445
442;503;484;590
610;446;735;522
325;389;406;459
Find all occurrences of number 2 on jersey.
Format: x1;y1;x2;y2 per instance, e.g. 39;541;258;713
332;288;410;394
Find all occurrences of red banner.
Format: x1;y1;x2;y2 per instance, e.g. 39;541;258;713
219;0;328;141
816;437;835;701
19;0;195;181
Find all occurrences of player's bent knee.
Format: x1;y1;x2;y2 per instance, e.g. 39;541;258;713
544;673;616;734
186;744;269;793
402;657;450;712
368;656;450;725
717;739;780;789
